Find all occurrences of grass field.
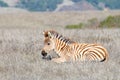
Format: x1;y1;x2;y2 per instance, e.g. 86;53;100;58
0;29;120;80
0;10;120;80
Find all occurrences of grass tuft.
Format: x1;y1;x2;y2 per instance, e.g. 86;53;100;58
65;23;83;29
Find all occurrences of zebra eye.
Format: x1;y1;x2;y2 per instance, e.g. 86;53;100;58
47;43;50;45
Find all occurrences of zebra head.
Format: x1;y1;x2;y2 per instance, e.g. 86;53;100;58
41;31;55;59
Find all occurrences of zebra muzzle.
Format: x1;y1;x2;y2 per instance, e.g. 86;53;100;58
41;50;52;60
41;50;47;57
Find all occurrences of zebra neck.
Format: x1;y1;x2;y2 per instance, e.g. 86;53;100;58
54;39;70;56
53;34;74;44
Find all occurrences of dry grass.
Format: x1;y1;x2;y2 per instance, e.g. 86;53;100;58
0;28;120;80
0;10;120;80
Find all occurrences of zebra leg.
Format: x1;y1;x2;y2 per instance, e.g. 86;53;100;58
52;55;70;63
52;57;66;63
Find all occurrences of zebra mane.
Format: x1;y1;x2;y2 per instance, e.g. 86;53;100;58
48;30;75;44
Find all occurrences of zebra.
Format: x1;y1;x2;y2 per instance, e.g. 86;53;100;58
41;30;109;63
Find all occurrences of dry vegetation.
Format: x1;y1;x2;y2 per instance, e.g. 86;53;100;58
0;28;120;80
0;10;120;80
0;10;120;28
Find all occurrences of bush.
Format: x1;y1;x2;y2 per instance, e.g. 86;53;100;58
65;15;120;29
99;15;120;28
65;23;83;29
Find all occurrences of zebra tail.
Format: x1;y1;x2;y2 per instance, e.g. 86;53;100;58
100;57;106;62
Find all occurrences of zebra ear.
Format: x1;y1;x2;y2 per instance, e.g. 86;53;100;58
43;31;49;37
48;32;52;38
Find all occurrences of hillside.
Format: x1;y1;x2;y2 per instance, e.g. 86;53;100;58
0;0;120;11
57;0;97;11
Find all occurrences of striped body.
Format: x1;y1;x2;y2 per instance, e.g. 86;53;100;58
70;43;108;61
42;30;109;63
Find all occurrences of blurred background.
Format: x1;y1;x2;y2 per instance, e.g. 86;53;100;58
0;0;120;29
0;0;120;11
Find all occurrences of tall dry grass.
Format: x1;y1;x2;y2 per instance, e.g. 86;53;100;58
0;28;120;80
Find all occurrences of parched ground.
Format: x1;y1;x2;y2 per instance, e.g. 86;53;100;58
0;28;120;80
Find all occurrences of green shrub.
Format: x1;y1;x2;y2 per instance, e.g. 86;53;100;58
99;15;120;28
65;15;120;29
65;23;83;29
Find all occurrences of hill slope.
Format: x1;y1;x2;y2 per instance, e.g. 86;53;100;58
0;0;120;11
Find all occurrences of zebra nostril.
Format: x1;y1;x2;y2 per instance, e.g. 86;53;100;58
41;50;47;57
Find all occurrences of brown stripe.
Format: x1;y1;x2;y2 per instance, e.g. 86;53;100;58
94;47;106;58
89;50;102;59
94;48;104;59
96;46;108;60
90;52;98;60
61;43;66;51
82;47;90;56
